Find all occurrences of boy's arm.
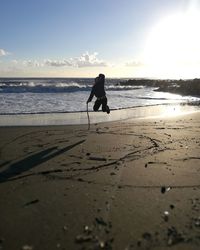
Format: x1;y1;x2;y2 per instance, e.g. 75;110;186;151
87;87;95;103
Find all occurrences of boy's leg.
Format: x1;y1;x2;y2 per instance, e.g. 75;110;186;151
106;105;110;114
93;99;101;111
102;98;110;114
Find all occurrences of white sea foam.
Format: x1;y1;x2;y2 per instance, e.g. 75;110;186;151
0;78;199;114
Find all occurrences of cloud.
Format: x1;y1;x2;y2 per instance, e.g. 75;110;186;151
11;59;18;64
74;52;108;68
44;59;73;67
125;60;144;67
9;52;108;69
0;49;10;56
23;60;42;67
44;52;108;68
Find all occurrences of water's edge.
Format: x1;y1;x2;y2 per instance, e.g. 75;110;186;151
1;104;199;126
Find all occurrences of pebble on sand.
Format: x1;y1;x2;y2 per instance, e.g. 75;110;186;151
22;245;33;250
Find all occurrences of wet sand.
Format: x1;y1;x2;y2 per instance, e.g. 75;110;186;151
0;112;200;250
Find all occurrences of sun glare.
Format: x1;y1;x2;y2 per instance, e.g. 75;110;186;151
142;9;200;78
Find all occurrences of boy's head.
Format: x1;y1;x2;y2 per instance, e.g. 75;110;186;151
99;74;105;80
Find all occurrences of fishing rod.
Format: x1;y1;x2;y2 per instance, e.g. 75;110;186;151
86;103;90;130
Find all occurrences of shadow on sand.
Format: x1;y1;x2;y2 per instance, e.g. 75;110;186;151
0;139;85;183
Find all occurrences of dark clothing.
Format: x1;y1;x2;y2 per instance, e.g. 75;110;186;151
87;75;110;114
87;77;106;102
93;96;108;112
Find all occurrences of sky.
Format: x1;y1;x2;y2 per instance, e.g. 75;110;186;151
1;0;200;78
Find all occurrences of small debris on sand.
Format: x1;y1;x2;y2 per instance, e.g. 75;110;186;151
89;156;107;161
167;226;184;246
193;216;200;227
75;217;113;249
163;211;170;222
77;178;84;182
56;243;61;248
142;232;152;241
22;245;33;250
24;199;39;207
75;234;93;243
161;186;166;193
161;186;171;194
63;225;68;231
95;217;107;226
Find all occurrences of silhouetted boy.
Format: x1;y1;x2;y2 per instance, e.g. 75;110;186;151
87;74;110;114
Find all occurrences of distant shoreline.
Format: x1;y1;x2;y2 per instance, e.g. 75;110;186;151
120;78;200;97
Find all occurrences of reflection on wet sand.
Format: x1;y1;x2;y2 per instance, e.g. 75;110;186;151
0;104;199;126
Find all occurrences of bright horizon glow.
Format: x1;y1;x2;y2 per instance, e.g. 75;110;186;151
141;9;200;79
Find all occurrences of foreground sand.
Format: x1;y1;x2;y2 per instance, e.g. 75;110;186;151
0;112;200;250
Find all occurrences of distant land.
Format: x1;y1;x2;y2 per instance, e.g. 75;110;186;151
120;78;200;97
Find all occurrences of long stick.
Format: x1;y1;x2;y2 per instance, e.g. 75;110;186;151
86;103;90;130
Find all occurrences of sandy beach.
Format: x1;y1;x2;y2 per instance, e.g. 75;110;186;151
0;111;200;250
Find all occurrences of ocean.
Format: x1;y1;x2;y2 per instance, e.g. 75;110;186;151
0;77;199;115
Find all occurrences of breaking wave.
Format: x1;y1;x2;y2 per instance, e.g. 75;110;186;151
1;78;199;115
0;81;91;93
0;79;143;93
